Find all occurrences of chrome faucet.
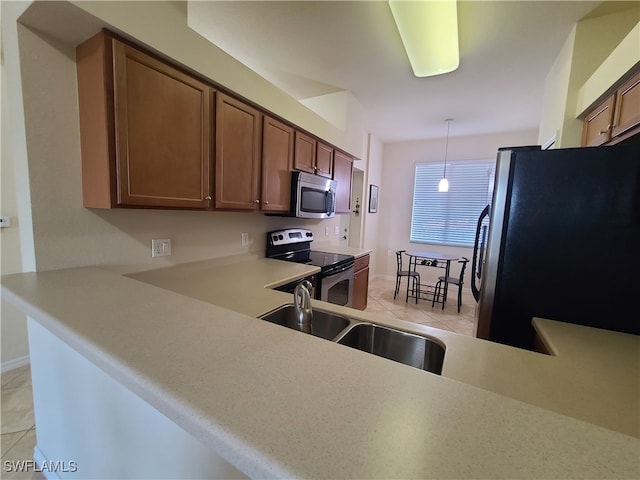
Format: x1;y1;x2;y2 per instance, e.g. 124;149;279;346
293;280;313;331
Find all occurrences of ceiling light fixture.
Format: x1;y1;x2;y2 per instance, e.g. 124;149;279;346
438;119;453;192
389;0;459;77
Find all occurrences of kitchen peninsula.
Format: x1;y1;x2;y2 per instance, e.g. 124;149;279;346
1;255;638;479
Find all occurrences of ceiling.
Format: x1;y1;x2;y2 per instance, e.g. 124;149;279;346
188;1;603;143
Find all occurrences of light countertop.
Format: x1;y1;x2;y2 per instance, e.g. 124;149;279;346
2;256;638;478
312;245;372;258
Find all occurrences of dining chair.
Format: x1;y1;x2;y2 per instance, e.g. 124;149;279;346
394;250;420;300
433;257;469;312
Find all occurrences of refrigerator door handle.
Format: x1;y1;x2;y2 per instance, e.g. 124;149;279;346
471;204;490;301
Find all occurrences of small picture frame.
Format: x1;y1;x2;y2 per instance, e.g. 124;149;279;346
368;184;379;213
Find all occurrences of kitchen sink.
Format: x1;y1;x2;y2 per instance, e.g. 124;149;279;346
335;323;445;375
259;306;445;374
260;305;351;341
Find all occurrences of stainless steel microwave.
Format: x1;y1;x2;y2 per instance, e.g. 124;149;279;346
291;171;336;219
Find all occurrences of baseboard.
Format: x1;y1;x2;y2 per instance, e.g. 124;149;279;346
1;355;29;373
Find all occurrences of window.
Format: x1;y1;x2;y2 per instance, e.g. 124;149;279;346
410;160;495;247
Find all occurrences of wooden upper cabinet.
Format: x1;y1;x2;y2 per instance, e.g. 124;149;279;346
214;93;262;210
581;68;640;147
261;116;294;212
315;142;334;178
333;151;353;214
78;30;358;214
582;97;614;147
611;70;640;139
294;132;334;178
294;131;316;174
77;31;212;208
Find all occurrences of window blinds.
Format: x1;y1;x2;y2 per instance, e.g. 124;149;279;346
410;160;495;247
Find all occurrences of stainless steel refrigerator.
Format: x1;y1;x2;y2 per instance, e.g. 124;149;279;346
471;139;640;350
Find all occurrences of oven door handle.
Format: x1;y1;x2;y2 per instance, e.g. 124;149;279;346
323;261;354;276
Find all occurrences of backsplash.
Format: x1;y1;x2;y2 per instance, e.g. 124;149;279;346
90;209;342;275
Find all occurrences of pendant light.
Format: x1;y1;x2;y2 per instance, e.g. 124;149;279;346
438;119;453;192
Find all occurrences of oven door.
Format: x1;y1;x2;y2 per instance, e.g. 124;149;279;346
318;263;354;308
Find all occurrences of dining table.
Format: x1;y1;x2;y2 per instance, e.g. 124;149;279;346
406;251;460;308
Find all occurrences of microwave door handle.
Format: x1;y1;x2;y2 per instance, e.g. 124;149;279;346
326;190;335;215
471;204;490;301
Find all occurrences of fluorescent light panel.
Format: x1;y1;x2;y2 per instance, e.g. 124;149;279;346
389;0;459;77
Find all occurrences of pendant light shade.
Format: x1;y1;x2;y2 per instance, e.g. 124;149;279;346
439;119;453;192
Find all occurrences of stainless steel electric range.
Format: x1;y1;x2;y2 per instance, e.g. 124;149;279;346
266;228;355;307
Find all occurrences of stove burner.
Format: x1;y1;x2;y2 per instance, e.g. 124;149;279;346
265;228;354;274
308;251;354;271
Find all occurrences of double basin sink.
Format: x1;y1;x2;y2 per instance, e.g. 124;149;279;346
259;305;445;375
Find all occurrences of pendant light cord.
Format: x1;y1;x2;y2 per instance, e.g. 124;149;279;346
443;119;451;177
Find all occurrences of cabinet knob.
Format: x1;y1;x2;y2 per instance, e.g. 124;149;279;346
205;196;212;200
263;201;269;205
255;199;260;203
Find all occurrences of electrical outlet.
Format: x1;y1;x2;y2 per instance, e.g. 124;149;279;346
334;226;339;235
151;239;171;258
241;232;249;246
325;226;329;236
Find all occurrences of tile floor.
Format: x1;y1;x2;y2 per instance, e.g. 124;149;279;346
1;365;43;480
366;275;477;336
0;276;475;477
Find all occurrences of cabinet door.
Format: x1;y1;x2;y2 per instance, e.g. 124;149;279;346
262;116;294;212
611;71;640;139
294;131;316;173
112;39;211;208
333;151;353;213
581;97;614;147
215;93;262;210
316;142;334;178
353;266;369;311
352;255;370;311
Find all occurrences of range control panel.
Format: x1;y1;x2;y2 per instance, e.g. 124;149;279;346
267;228;314;247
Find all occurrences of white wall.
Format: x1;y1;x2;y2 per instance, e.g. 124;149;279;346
538;4;640;147
537;27;575;148
576;22;640;116
0;137;29;366
377;130;538;284
1;1;33;368
362;134;383;275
